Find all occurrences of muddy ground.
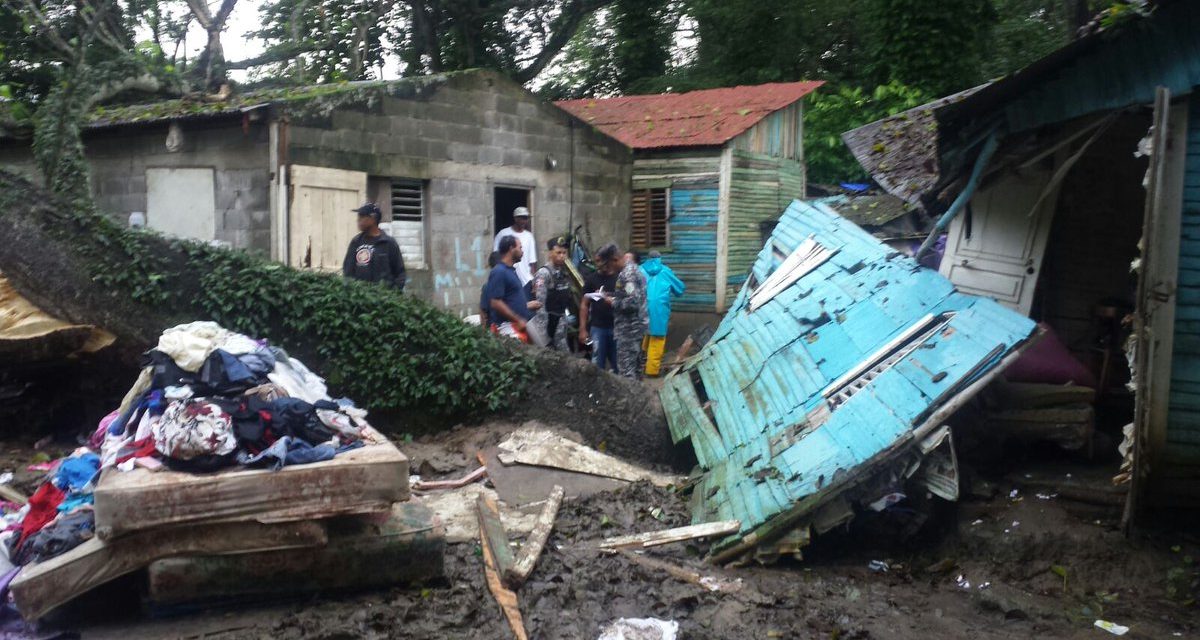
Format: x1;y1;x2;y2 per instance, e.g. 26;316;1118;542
31;422;1190;640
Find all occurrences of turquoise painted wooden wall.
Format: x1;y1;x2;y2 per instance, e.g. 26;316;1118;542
1167;93;1200;471
667;183;719;311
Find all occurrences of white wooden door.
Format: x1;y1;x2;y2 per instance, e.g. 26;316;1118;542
289;165;367;271
939;164;1060;314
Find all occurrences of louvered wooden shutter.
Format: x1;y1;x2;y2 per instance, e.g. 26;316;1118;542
632;190;651;249
631;188;669;249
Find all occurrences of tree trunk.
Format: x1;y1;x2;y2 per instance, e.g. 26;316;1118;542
0;171;676;466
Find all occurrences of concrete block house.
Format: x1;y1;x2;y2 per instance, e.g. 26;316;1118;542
557;81;822;314
0;70;632;316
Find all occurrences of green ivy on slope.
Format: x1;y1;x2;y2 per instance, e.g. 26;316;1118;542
180;242;532;414
16;186;532;415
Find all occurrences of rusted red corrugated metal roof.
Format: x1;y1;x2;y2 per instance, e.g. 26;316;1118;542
555;81;824;150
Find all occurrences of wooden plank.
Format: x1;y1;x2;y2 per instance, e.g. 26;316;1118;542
504;485;564;589
12;519;327;620
598;520;741;551
617;549;743;594
715;147;733;312
478;497;528;640
146;503;444;609
477;494;516;579
93;427;407;539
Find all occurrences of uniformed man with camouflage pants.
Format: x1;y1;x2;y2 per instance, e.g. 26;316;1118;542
530;236;573;350
613;250;648;380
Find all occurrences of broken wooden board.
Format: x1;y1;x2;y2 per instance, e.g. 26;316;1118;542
496;428;680;487
987;381;1096;408
145;502;444;610
477;494;516;579
416;483;538;544
986;403;1095;451
479;500;528;640
93;427;408;539
12;519;327;620
483;446;624;507
598;520;741;551
504;485;563;589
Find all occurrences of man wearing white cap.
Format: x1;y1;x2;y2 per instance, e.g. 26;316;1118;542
493;207;537;291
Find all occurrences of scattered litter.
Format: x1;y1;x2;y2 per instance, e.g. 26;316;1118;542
971;519;983;526
1036;492;1057;500
1011;520;1020;528
978;582;991;590
598;618;679;640
26;462;54;473
0;472;12;485
1009;489;1020;499
956;574;971;589
1065;473;1072;479
698;575;743;593
1093;620;1129;635
867;492;906;511
868;560;890;573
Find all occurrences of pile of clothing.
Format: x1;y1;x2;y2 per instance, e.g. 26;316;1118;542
1;452;100;571
0;321;377;572
94;321;370;474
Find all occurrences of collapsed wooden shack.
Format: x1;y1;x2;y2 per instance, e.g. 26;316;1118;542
843;0;1200;515
660;199;1041;563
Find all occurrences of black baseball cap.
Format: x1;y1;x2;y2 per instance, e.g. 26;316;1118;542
353;202;382;219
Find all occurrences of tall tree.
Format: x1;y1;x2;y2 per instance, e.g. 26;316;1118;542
866;0;998;96
246;0;615;84
247;0;388;83
538;0;676;99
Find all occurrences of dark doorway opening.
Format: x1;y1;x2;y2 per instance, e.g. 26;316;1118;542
494;186;531;235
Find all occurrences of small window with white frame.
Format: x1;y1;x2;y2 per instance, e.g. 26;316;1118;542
372;177;427;269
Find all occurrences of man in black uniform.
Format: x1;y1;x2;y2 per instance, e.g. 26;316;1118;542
343;202;407;291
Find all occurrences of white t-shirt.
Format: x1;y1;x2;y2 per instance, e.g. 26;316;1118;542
493;227;537;285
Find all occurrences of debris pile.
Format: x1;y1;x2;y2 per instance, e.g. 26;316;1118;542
661;199;1042;563
0;321;441;621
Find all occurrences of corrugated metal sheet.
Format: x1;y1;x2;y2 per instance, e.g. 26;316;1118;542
661;199;1038;558
1166;95;1200;467
667;184;720;310
555;82;823;150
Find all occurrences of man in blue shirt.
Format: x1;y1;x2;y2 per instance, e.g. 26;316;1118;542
484;235;539;342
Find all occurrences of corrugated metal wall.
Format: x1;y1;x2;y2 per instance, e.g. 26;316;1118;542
1167;93;1200;473
725;150;806;303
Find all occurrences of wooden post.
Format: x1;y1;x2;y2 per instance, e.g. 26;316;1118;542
715;146;733;313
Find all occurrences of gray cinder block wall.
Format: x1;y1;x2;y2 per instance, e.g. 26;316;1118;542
287;70;632;316
0;70;632;317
